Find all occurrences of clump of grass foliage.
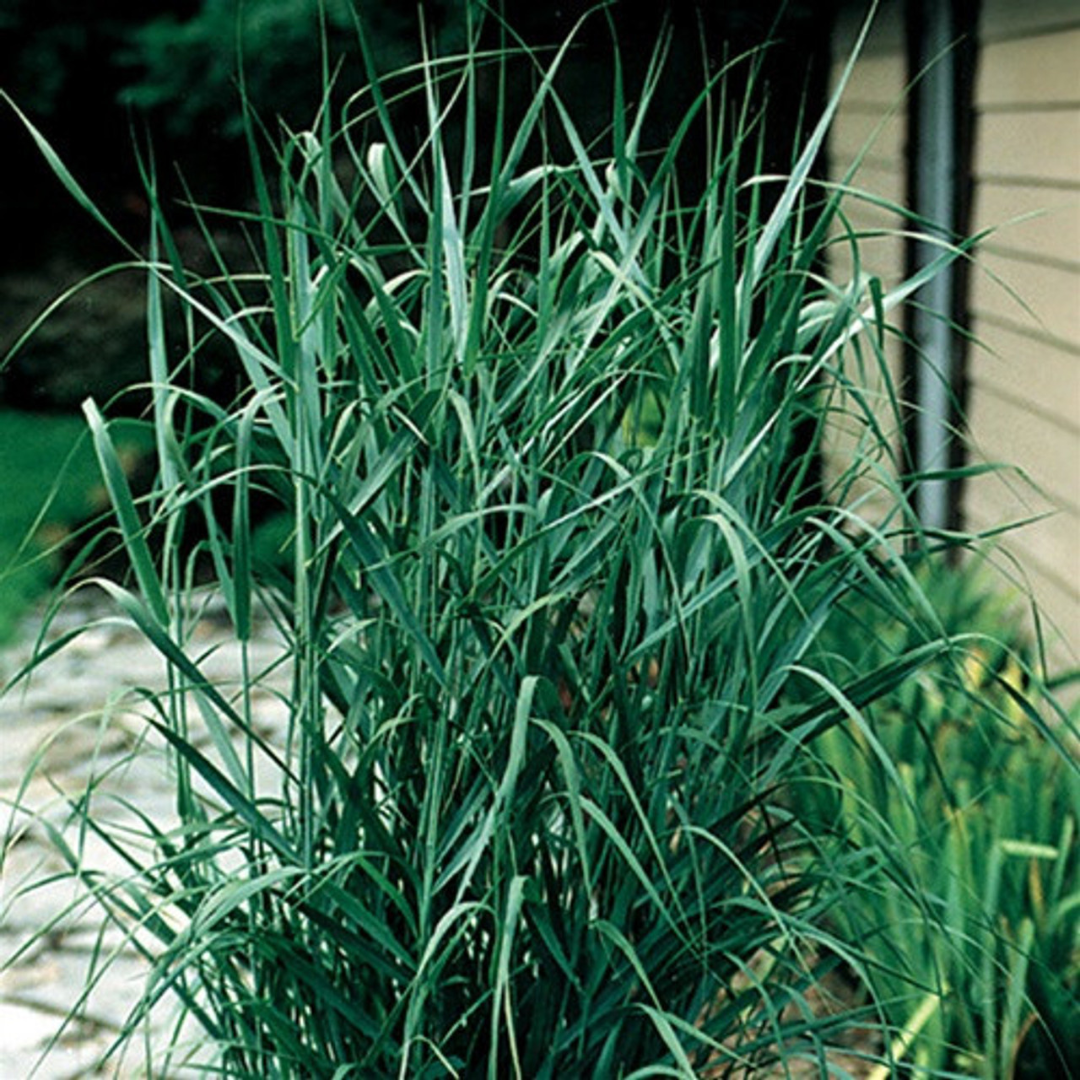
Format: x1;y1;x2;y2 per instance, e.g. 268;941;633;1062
4;7;1076;1077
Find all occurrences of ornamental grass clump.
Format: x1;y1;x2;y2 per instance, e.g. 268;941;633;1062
3;11;1054;1078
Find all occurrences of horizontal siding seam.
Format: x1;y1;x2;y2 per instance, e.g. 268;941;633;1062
832;156;908;176
970;311;1080;356
979;20;1080;46
836;101;908;114
974;173;1080;192
976;102;1080;114
966;490;1080;533
963;511;1080;583
977;241;1080;275
834;207;910;227
831;150;905;165
962;517;1080;600
967;377;1080;438
964;461;1080;518
966;479;1080;523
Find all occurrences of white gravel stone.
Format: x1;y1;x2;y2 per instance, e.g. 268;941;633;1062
1;594;290;1076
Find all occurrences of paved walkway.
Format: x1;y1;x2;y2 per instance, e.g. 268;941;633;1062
0;592;288;1078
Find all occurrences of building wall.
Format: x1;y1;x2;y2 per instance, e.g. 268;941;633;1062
827;0;1080;671
823;2;910;517
964;0;1080;666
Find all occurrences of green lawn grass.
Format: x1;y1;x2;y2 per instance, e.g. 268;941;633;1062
0;409;145;641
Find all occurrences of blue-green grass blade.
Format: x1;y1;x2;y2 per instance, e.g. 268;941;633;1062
147;716;296;865
490;874;528;1080
2;93;132;252
326;507;446;687
748;2;878;287
82;401;169;626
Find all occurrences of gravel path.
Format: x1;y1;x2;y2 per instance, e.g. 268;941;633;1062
0;592;289;1078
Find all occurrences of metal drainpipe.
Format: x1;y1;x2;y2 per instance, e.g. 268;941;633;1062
912;0;958;533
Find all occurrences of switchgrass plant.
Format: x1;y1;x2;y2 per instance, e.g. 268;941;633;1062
2;9;1056;1077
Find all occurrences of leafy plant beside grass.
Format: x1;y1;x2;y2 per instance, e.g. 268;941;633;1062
3;8;1075;1077
792;561;1079;1078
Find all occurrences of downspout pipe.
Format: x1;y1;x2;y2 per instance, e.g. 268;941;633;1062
911;0;959;533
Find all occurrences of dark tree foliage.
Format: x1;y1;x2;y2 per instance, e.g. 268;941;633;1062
1;0;832;409
0;0;174;258
2;0;831;200
116;0;469;141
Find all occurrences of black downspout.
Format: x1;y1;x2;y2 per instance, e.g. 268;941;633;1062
904;0;980;541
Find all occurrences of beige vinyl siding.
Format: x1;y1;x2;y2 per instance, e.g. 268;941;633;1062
965;9;1080;665
975;183;1080;267
829;106;906;168
972;321;1080;433
976;27;1080;102
823;2;909;516
977;112;1080;186
972;251;1080;343
978;0;1080;42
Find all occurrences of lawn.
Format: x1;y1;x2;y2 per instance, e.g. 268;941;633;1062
0;408;147;640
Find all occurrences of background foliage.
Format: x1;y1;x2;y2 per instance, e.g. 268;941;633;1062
795;562;1079;1077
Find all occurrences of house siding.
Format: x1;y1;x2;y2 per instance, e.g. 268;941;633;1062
965;5;1080;663
827;0;1079;669
823;2;910;515
977;0;1080;42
